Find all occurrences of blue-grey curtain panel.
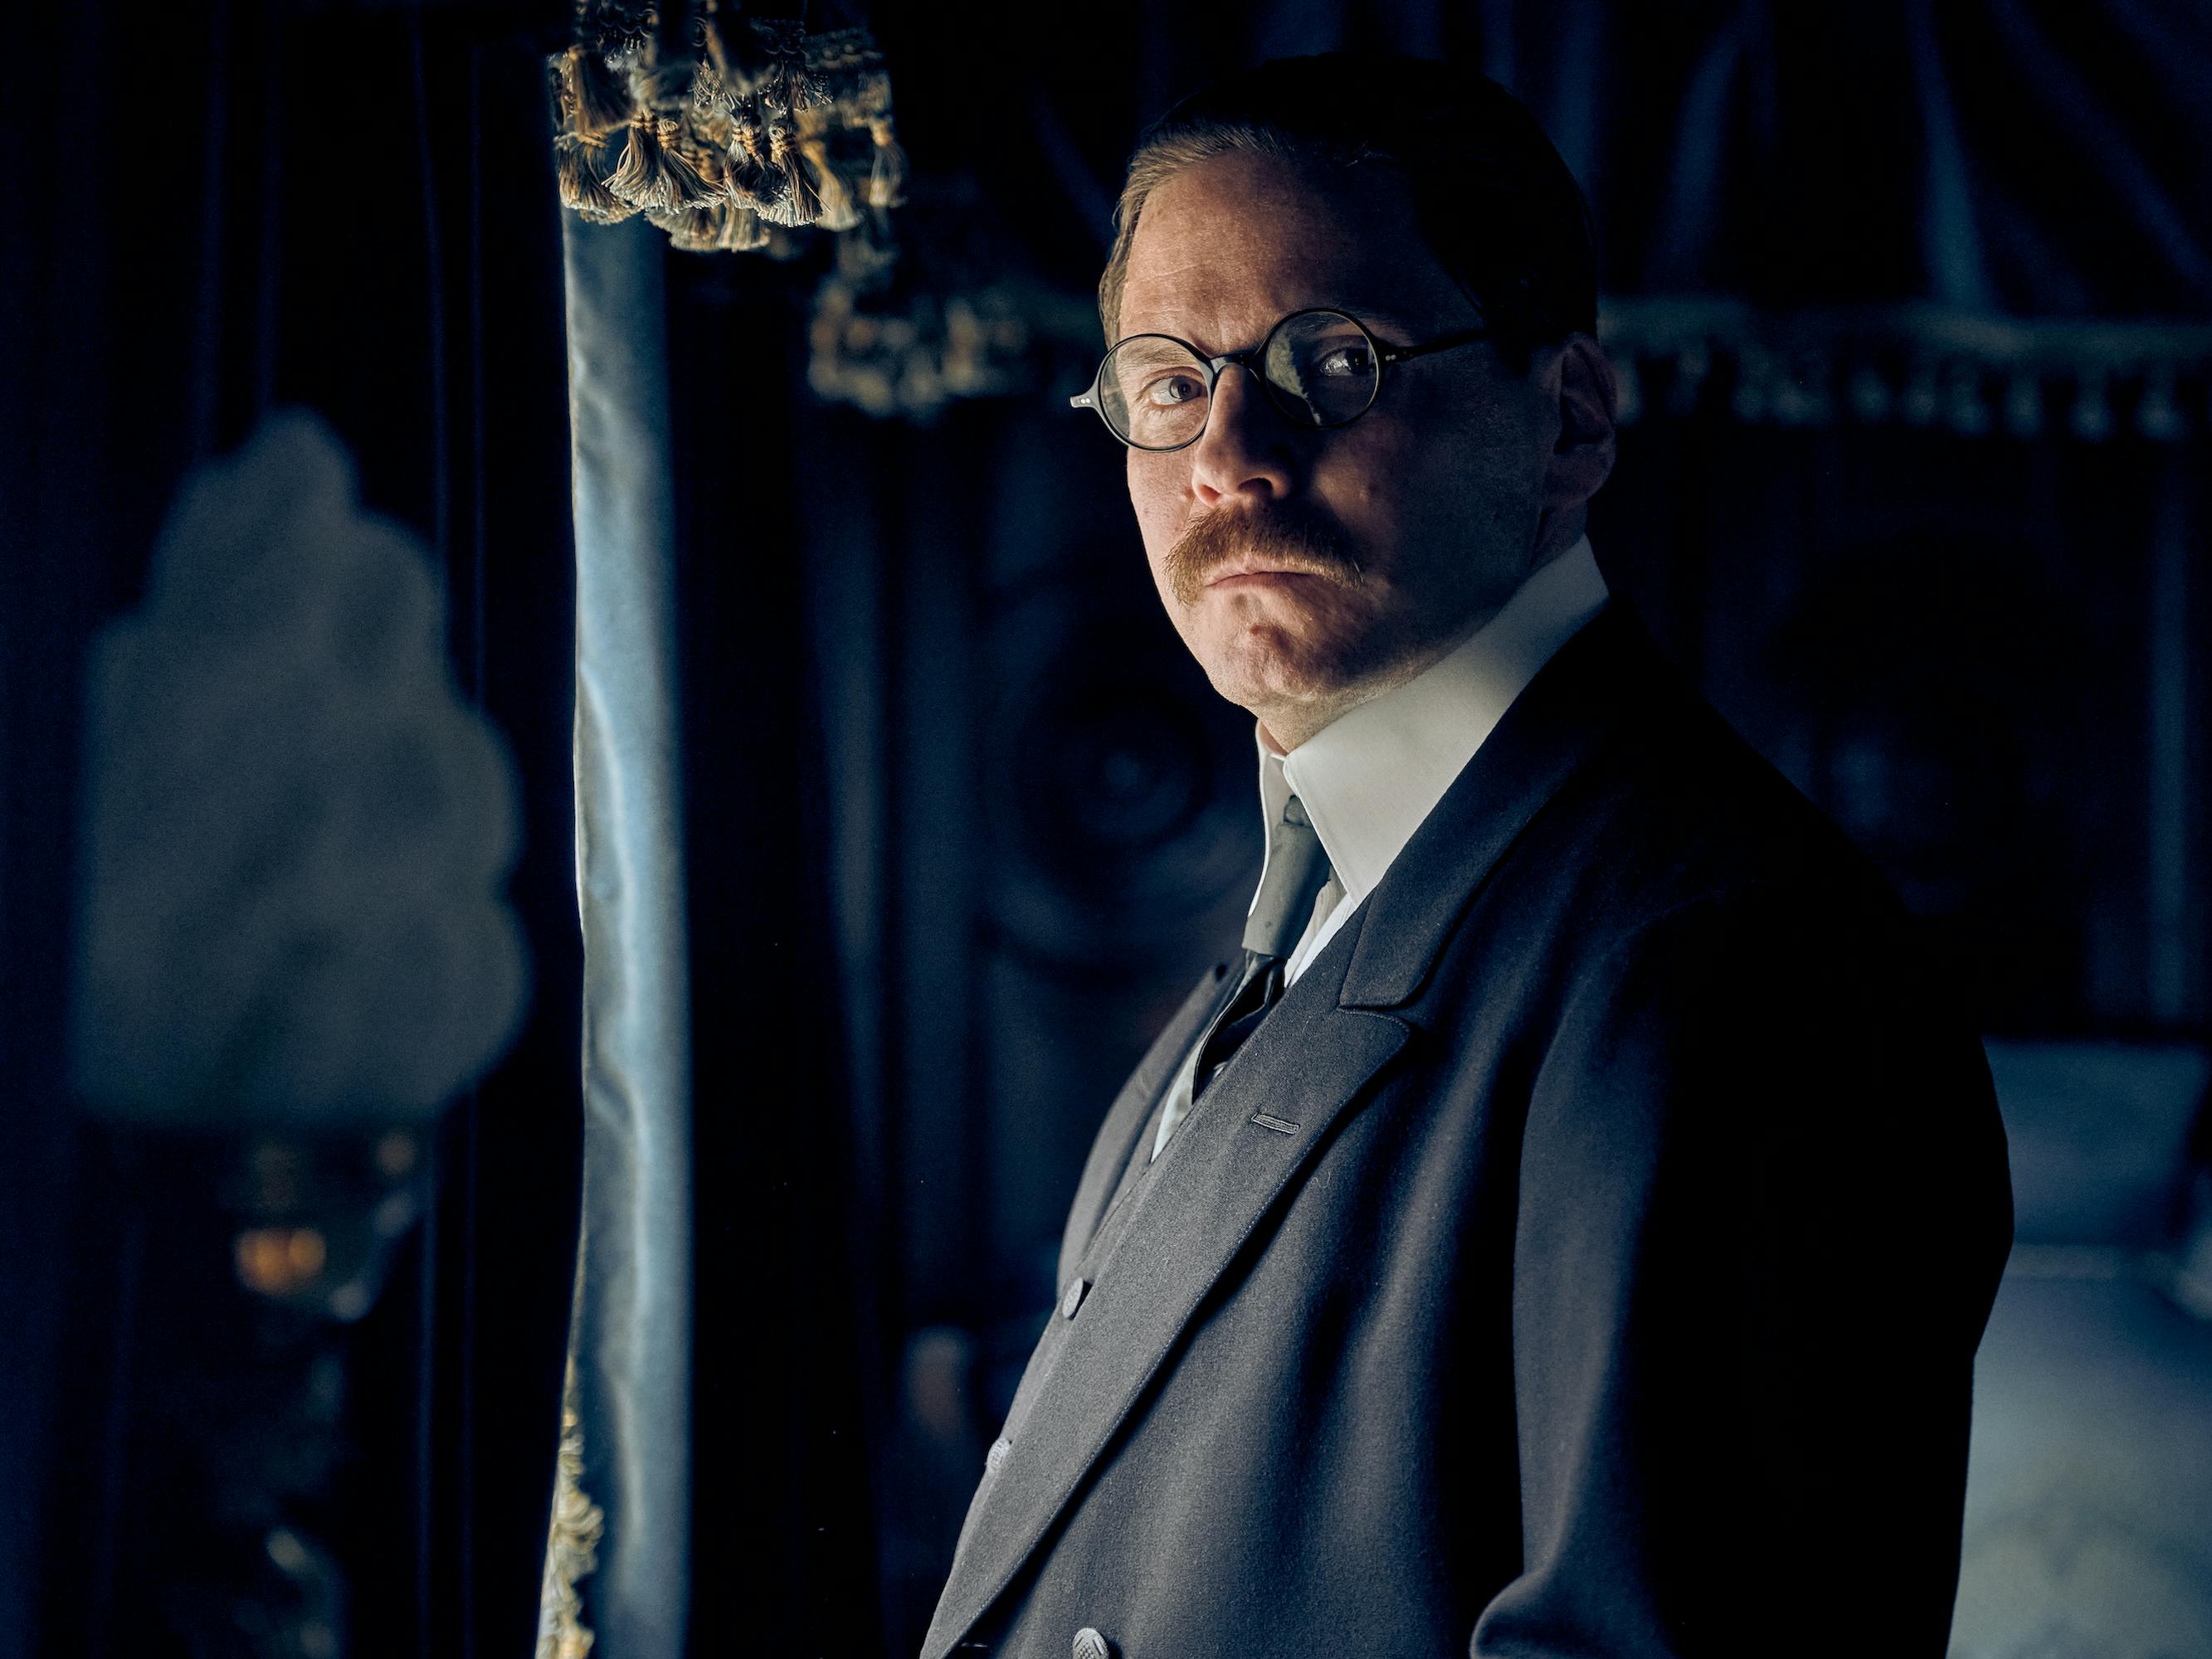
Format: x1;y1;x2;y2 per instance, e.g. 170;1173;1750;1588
563;209;694;1659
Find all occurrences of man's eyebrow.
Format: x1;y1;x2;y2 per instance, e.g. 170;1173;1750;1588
1323;299;1413;321
1312;300;1435;336
1112;301;1440;352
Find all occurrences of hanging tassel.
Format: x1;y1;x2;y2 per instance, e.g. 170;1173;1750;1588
690;59;735;149
1847;364;1891;423
2137;367;2185;441
1666;343;1710;417
555;132;640;223
549;51;575;127
691;52;733;114
606;107;663;203
833;212;899;291
764;114;821;226
649;203;723;253
648;198;768;255
726;99;787;218
866;114;908;209
1897;358;1940;426
607;109;719;212
1942;365;1990;435
2070;370;2114;441
2002;370;2043;439
561;44;633;139
658;119;721;209
686;143;729;199
717;202;769;251
797;107;858;231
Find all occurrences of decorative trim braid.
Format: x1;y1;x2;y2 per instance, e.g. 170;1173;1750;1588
551;0;903;255
1600;295;2212;442
538;1380;607;1659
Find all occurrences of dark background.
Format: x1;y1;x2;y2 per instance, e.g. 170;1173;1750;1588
3;2;2209;1657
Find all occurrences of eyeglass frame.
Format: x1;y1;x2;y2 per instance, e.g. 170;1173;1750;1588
1069;307;1493;452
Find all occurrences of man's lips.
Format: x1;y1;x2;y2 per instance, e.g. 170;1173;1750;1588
1202;562;1328;587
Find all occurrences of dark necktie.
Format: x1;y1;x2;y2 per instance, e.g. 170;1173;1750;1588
1189;793;1333;1102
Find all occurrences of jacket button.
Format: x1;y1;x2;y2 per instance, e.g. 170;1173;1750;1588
1072;1629;1112;1659
1060;1277;1090;1320
984;1436;1011;1476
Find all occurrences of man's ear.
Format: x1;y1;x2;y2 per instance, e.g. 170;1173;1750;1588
1541;335;1617;513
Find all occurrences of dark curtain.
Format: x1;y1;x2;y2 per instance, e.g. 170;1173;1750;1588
3;2;890;1653
2;4;583;1655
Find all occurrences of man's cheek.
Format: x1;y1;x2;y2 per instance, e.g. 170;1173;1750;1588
1134;505;1184;571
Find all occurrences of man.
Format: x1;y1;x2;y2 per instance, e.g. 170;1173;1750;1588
926;56;2011;1659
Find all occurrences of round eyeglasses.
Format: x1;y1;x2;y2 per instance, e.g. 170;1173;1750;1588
1070;308;1491;451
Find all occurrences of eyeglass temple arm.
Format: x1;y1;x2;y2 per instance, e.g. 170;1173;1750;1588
1379;326;1491;366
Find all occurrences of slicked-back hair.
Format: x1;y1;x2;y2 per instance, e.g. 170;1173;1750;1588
1099;56;1596;373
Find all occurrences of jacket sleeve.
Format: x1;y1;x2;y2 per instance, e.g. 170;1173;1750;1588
1471;883;2014;1658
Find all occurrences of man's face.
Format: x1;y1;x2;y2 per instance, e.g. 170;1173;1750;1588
1114;150;1560;750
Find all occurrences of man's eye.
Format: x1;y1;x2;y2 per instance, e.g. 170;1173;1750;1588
1144;372;1207;406
1313;342;1375;377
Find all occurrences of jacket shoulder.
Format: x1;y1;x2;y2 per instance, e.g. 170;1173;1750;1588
1513;616;1902;946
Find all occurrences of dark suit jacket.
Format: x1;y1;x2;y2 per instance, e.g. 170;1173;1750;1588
923;607;2014;1659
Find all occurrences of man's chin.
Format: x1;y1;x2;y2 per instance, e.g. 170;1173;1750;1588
1185;591;1449;734
1193;623;1363;721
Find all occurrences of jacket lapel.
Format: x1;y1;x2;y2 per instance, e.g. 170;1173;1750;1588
1055;959;1238;1288
927;915;1411;1659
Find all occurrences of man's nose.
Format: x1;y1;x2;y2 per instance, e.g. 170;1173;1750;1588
1187;364;1298;506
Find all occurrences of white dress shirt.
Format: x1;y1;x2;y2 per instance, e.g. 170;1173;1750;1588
1152;536;1609;1159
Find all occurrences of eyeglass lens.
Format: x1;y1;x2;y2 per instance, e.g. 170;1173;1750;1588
1097;311;1381;450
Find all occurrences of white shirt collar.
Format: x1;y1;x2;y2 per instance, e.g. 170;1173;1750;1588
1254;536;1609;972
